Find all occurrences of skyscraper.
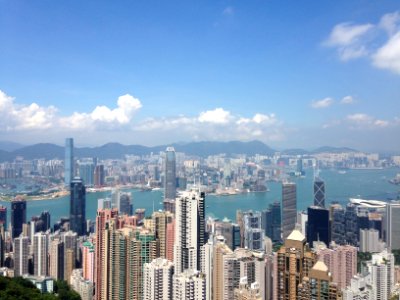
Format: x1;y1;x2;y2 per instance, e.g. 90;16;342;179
367;250;395;300
14;235;29;276
243;211;265;251
118;192;132;216
277;229;317;300
313;177;325;208
164;147;176;207
282;182;297;240
173;269;206;300
262;201;281;242
33;232;48;276
174;190;205;274
306;206;330;247
11;198;26;238
70;177;86;236
385;201;400;250
153;210;174;259
49;238;64;280
143;258;174;300
65;138;74;186
0;206;6;229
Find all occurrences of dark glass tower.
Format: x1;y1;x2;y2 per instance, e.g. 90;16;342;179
70;177;86;236
11;199;26;238
0;206;6;230
313;177;325;208
306;206;330;247
64;138;74;186
262;201;282;242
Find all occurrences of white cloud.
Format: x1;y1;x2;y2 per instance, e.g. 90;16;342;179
311;97;334;108
379;11;400;36
324;11;400;74
346;113;391;129
0;90;142;132
347;113;372;123
372;31;400;74
325;22;374;47
341;95;355;104
198;108;232;124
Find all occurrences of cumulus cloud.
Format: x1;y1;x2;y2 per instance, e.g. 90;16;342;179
340;95;355;104
0;90;142;132
198;108;232;124
346;113;391;128
311;97;334;108
324;11;400;74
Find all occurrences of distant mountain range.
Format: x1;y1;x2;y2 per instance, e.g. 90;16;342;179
0;140;358;162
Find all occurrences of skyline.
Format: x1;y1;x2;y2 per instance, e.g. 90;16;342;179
1;1;399;151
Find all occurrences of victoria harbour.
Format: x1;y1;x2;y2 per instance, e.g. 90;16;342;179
1;167;399;226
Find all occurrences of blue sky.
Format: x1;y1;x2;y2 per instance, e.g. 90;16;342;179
0;0;399;151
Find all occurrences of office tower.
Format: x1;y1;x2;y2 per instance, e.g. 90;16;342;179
70;177;86;236
234;278;262;300
0;225;4;267
282;182;297;240
173;269;206;300
65;138;74;186
143;258;174;300
306;206;330;247
174;190;205;274
82;241;95;282
277;229;317;300
166;220;175;261
297;210;308;236
297;261;339;299
212;237;233;300
316;244;357;289
11;198;26;238
163;199;176;215
33;232;48;276
366;250;395;300
97;198;112;210
243;211;265;251
118;192;131;215
0;206;6;229
164;147;176;202
63;231;78;281
342;275;376;300
33;211;51;232
153;210;174;258
262;201;281;242
214;219;241;251
14;235;29;276
94;164;105;187
313;177;325;208
330;204;346;245
360;229;384;253
49;238;64;280
78;162;95;186
345;203;359;246
200;238;214;300
385;201;400;250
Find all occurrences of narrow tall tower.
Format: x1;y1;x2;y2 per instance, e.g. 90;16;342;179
65;138;74;187
70;177;86;236
11;198;26;238
282;182;297;240
164;147;176;201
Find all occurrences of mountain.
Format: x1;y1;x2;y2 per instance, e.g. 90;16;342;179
311;146;358;154
0;140;275;162
0;141;25;152
281;148;310;155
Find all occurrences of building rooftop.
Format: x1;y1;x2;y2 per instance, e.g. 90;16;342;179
287;229;306;242
312;261;329;272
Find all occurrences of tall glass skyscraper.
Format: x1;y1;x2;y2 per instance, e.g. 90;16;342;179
306;206;331;247
65;138;74;186
11;199;26;238
313;177;325;208
70;177;86;236
282;182;297;240
164;147;176;200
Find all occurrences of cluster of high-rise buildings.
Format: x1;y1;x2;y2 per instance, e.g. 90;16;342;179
1;138;400;300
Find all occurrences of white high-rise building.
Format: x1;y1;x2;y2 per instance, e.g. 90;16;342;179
33;232;48;276
200;238;215;300
143;258;174;300
14;235;29;276
367;250;395;300
360;229;384;253
342;275;376;300
173;269;206;300
174;190;205;274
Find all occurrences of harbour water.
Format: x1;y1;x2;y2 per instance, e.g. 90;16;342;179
1;168;399;226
